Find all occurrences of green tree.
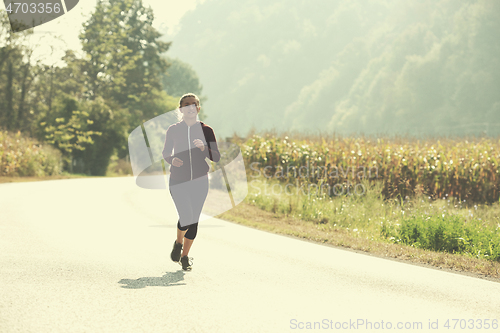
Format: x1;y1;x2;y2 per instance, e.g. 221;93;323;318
161;56;207;119
161;56;203;96
39;96;102;171
72;96;128;175
0;11;35;132
76;0;173;173
79;0;170;123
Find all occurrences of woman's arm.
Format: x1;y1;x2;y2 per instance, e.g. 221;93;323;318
204;127;221;163
162;126;175;164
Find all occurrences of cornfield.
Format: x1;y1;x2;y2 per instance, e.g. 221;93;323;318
238;133;500;204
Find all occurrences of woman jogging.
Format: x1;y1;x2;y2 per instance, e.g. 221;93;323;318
162;93;221;271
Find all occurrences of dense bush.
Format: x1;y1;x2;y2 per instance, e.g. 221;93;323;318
382;214;500;261
0;130;62;176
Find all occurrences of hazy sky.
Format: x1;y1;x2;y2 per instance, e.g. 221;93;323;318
17;0;205;66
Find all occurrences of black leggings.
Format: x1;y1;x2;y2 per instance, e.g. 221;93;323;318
169;174;209;240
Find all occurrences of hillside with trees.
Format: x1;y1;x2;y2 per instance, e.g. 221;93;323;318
165;0;500;139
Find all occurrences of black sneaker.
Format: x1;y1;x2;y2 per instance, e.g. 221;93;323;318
180;255;193;271
170;241;183;262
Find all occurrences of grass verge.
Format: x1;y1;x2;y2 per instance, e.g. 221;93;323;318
216;177;500;282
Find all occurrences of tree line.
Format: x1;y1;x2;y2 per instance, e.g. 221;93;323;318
0;0;203;175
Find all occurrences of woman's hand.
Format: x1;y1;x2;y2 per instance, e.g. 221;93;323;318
172;157;183;167
193;139;205;151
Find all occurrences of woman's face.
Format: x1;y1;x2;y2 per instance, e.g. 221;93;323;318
180;96;200;119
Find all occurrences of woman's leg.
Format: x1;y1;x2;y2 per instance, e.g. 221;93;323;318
169;184;191;263
182;238;194;257
179;176;209;257
189;175;209;229
169;175;209;257
176;226;187;244
169;184;193;229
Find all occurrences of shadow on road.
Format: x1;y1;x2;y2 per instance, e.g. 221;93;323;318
149;224;224;228
118;270;186;289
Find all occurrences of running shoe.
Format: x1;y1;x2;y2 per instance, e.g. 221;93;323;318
170;241;183;262
180;255;193;271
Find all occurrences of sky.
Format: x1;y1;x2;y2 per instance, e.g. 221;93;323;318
12;0;205;66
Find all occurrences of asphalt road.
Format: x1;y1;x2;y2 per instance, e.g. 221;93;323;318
1;177;499;333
